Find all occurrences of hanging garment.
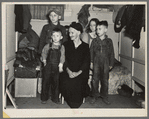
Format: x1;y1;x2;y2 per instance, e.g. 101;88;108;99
14;5;32;33
114;5;127;33
125;5;145;48
77;5;91;28
112;5;124;23
18;25;40;51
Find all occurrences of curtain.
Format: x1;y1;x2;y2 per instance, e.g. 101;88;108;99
29;5;64;20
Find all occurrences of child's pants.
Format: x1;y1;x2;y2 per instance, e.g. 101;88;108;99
41;63;59;102
91;59;109;99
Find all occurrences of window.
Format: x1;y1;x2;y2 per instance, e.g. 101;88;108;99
29;5;64;20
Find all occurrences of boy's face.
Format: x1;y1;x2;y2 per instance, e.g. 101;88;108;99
96;25;107;37
90;21;96;32
49;12;61;24
51;32;63;43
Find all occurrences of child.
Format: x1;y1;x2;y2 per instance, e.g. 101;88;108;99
81;18;100;91
90;21;115;105
38;8;67;54
40;28;65;104
81;18;100;47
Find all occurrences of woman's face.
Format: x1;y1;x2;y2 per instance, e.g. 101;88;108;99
69;27;80;41
90;21;96;32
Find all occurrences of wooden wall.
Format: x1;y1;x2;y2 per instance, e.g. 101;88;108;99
30;4;119;60
119;28;146;89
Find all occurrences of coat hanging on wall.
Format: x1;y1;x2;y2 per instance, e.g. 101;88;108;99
18;25;40;51
14;5;32;33
114;5;145;49
77;5;91;28
125;5;145;49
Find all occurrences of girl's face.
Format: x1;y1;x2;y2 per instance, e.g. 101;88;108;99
49;12;59;24
90;21;96;32
69;27;80;41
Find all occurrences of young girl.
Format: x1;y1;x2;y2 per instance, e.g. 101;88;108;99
81;18;100;92
81;18;100;47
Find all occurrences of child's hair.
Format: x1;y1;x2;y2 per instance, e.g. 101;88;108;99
97;20;108;28
52;28;62;35
85;18;100;33
51;28;63;45
46;8;61;23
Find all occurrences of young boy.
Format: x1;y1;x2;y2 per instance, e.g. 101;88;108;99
38;8;67;54
90;21;115;105
40;28;65;104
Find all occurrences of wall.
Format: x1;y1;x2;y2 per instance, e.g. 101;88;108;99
30;4;119;59
119;27;145;90
2;4;16;109
5;5;16;85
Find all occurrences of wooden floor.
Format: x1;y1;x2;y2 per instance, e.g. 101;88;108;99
8;94;143;109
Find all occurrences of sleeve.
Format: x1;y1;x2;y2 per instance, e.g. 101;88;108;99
109;39;115;67
61;27;67;43
81;32;89;44
62;42;71;71
90;39;94;63
80;44;90;72
60;45;65;64
38;25;47;54
41;44;49;62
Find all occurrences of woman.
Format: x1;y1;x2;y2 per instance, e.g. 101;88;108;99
60;22;90;108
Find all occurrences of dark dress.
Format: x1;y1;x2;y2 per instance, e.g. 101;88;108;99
60;40;90;108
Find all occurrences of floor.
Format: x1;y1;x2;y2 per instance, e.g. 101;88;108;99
7;93;143;109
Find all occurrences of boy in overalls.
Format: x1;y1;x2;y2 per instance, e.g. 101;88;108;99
40;28;65;104
90;21;115;105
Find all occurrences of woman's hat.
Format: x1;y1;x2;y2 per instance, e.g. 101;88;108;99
69;22;83;33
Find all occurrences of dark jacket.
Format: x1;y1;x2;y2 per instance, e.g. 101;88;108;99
38;22;66;54
90;36;115;68
18;26;39;51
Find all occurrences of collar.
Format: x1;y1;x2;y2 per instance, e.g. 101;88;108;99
49;22;61;28
51;44;61;49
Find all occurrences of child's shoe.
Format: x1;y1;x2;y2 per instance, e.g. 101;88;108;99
41;101;47;104
102;98;111;105
90;97;96;104
52;99;61;104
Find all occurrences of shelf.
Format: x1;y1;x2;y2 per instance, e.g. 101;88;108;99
119;54;145;65
132;76;145;87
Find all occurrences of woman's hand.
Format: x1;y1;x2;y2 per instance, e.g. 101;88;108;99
66;68;74;78
71;70;82;78
67;68;82;78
